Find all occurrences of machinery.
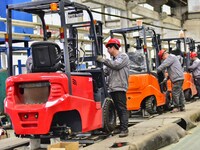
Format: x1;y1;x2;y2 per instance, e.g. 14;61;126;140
4;0;116;139
160;37;197;101
110;26;171;115
195;41;200;58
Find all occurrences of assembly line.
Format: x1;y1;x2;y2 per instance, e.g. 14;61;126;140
0;0;200;150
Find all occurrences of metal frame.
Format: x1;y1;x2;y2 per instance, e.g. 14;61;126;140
7;0;100;95
160;37;192;71
110;26;156;73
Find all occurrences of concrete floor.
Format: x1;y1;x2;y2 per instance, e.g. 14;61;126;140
1;99;200;150
82;99;200;150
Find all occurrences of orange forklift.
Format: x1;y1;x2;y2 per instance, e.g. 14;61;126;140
110;27;171;116
160;37;197;101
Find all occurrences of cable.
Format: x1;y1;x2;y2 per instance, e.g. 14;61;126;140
91;10;181;31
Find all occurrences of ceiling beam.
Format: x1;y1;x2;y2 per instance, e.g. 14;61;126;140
130;5;181;27
130;5;160;20
82;0;181;28
104;20;121;28
163;16;181;27
82;0;126;10
81;2;102;9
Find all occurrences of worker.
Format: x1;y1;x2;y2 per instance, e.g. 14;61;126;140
96;38;130;137
157;49;185;112
188;52;200;98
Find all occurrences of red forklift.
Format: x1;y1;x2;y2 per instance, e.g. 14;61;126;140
109;26;171;116
160;37;197;101
4;0;116;139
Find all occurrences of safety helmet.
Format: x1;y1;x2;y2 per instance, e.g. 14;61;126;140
190;52;197;58
158;49;166;60
106;38;121;48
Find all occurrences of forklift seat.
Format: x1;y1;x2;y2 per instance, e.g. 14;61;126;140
31;41;64;72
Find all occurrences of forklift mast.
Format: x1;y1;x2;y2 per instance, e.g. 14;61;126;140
149;30;161;68
110;26;150;73
197;45;200;59
188;38;195;52
176;40;181;53
160;37;192;72
66;21;103;71
68;26;78;71
136;37;143;50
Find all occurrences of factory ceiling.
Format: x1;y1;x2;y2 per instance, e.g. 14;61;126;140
82;0;199;30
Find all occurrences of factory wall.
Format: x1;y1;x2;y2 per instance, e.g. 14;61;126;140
0;0;33;34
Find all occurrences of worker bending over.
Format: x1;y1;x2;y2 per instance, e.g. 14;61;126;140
189;52;200;98
157;49;185;112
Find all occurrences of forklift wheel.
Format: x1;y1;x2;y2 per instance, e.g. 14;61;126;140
145;96;157;114
103;98;116;133
184;89;191;101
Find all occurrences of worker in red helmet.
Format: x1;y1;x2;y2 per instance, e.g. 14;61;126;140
158;49;166;60
105;38;121;49
188;52;200;98
96;38;129;137
157;49;185;112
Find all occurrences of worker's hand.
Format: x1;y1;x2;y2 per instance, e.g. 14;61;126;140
160;77;168;85
96;55;105;63
163;77;168;83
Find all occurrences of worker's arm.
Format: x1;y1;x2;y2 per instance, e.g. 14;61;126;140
103;53;129;70
188;60;199;71
157;57;173;73
104;66;110;76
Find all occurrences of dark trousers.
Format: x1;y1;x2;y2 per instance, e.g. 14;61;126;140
110;91;128;131
172;80;185;109
194;78;200;97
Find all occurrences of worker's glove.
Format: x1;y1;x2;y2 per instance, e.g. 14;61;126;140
188;68;192;73
96;55;105;63
156;69;162;74
163;77;168;83
160;77;168;85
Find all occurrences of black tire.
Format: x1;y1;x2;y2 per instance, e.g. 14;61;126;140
156;106;164;114
184;89;191;101
145;96;157;114
102;98;116;133
164;91;173;111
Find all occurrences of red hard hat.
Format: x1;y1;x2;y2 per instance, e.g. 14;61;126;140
190;52;197;58
106;38;121;48
158;49;166;60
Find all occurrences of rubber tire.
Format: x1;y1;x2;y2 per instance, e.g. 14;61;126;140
184;89;191;101
102;98;116;133
145;96;157;114
156;106;164;114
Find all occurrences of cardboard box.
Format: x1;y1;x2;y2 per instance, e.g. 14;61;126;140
0;129;7;140
48;142;79;150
